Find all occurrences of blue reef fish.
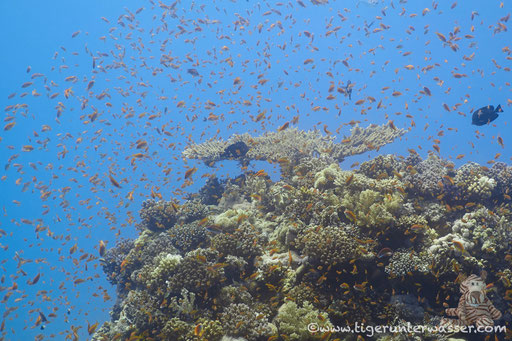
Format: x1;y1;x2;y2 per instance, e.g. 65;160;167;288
220;141;249;159
345;80;353;100
471;104;503;126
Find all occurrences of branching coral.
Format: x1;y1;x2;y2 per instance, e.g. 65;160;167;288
166;248;225;294
220;303;276;340
211;222;264;259
405;154;448;197
453;162;495;201
342;189;402;228
146;252;182;288
359;154;401;179
176;199;210;224
451;207;511;254
139;199;179;231
168;221;209;254
101;238;134;285
274;301;332;340
488;162;512;196
467;175;496;199
297;225;360;266
385;249;430;277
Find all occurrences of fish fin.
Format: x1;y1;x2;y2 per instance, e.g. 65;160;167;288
496;104;503;113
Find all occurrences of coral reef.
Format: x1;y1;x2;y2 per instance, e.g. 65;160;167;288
94;129;512;341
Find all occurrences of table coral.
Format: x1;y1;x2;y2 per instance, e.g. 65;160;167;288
183;124;405;165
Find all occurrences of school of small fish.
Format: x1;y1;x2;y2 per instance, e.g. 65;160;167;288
2;0;512;340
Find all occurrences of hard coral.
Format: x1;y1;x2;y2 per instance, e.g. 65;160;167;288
220;303;276;341
405;154;447;197
139;199;179;231
211;223;264;259
342;189;402;228
168;221;209;254
385;249;430;277
298;225;359;266
359;154;401;179
274;301;332;341
166;248;225;294
101;238;134;285
183;124;405;166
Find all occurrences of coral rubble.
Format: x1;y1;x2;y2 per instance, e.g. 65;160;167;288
94;129;512;341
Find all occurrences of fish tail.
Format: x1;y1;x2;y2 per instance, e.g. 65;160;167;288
496;104;503;112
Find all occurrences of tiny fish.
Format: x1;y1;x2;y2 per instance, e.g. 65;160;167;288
28;273;40;285
377;247;393;258
99;240;106;256
184;167;197;179
88;322;99;335
353;282;367;292
435;32;447;42
108;173;122;188
194;323;204;337
187;68;200;76
452;240;465;253
410;224;425;232
344;209;357;223
38;312;48;323
278;121;289;131
497;136;504;148
345;173;354;185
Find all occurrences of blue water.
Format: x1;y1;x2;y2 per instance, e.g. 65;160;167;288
1;0;511;339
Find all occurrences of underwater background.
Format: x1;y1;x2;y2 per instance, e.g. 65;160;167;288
1;0;512;340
